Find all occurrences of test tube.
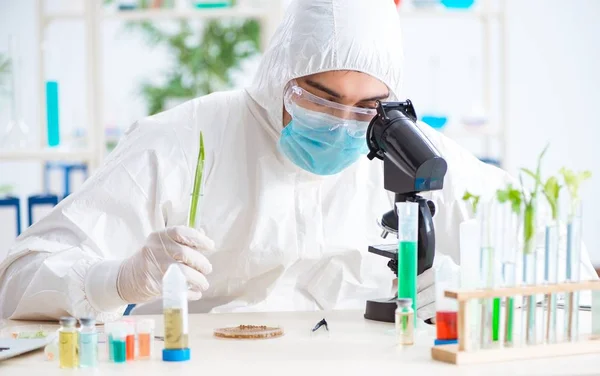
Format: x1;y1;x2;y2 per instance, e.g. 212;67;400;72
162;264;191;362
500;203;519;347
78;317;98;368
111;323;127;363
565;201;583;342
58;317;78;369
435;266;459;343
396;202;418;327
137;319;155;359
459;219;482;351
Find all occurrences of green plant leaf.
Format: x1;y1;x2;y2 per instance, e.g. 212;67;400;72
559;167;592;218
543;176;561;220
462;191;481;214
523;202;536;253
128;19;260;114
497;184;522;215
508;189;522;214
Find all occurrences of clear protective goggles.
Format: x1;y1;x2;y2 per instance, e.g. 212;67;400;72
283;80;380;137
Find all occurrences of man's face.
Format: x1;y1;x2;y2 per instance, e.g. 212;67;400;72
283;70;389;126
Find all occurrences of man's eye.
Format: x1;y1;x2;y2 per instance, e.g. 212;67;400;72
358;104;377;110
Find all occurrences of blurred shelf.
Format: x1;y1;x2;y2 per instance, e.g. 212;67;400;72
44;6;500;24
44;6;270;23
398;7;501;20
0;149;94;162
441;126;501;139
44;11;82;23
104;7;268;21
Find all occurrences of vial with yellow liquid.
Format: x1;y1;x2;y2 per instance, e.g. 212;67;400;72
58;317;78;368
162;264;190;361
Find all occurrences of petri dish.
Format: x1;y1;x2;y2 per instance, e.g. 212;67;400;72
213;325;284;340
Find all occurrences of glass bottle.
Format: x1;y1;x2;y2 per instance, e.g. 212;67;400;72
58;317;78;368
78;317;98;368
395;298;414;346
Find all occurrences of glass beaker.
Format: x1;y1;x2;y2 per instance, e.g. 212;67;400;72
435;265;459;341
1;35;30;150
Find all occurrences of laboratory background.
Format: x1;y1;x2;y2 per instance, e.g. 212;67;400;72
0;0;598;267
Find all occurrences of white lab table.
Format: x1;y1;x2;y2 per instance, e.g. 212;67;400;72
0;309;597;375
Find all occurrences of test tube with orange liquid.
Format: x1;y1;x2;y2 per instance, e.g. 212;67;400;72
137;320;155;359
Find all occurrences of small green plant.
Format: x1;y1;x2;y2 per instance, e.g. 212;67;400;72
462;191;480;215
559;168;592;219
542;176;561;221
519;144;549;253
496;183;522;215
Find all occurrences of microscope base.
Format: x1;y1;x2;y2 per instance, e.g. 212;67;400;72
364;297;397;323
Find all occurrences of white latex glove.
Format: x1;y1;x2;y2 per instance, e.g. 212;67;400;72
392;267;436;321
117;226;214;304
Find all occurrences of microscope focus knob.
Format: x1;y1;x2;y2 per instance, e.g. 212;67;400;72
427;200;436;217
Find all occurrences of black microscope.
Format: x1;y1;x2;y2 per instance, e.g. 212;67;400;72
363;100;448;323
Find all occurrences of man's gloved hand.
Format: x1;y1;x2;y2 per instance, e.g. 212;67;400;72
117;226;214;304
392;267;436;321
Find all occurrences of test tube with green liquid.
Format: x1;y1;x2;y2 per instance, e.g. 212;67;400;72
396;202;418;327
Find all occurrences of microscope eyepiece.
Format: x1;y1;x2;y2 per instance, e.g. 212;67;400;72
366;101;447;194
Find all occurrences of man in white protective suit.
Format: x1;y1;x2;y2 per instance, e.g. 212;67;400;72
0;0;596;323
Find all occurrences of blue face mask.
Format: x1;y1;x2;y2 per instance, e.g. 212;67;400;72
277;107;370;175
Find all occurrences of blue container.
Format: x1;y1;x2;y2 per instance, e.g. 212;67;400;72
441;0;475;9
46;81;60;147
421;115;448;130
27;194;59;227
0;196;21;237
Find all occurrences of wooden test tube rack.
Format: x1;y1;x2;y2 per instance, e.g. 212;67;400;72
431;280;600;365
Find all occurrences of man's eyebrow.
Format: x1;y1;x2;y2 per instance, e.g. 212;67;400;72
305;79;342;98
305;79;389;103
359;94;389;102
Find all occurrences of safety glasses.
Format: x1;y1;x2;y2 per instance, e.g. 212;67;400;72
284;80;379;123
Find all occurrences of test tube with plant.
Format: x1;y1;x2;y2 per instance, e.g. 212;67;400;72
560;168;591;342
518;145;549;346
496;183;522;346
522;149;563;344
465;192;496;348
541;175;561;344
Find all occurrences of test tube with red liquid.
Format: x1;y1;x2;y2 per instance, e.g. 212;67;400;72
435;265;460;344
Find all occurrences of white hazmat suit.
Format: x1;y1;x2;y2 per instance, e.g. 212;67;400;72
0;0;596;323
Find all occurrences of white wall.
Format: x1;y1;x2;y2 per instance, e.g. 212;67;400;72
1;0;599;263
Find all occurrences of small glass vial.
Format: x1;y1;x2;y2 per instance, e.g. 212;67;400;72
395;298;414;346
78;317;98;368
163;264;190;361
111;323;127;363
137;319;155;359
58;317;78;368
124;319;136;361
